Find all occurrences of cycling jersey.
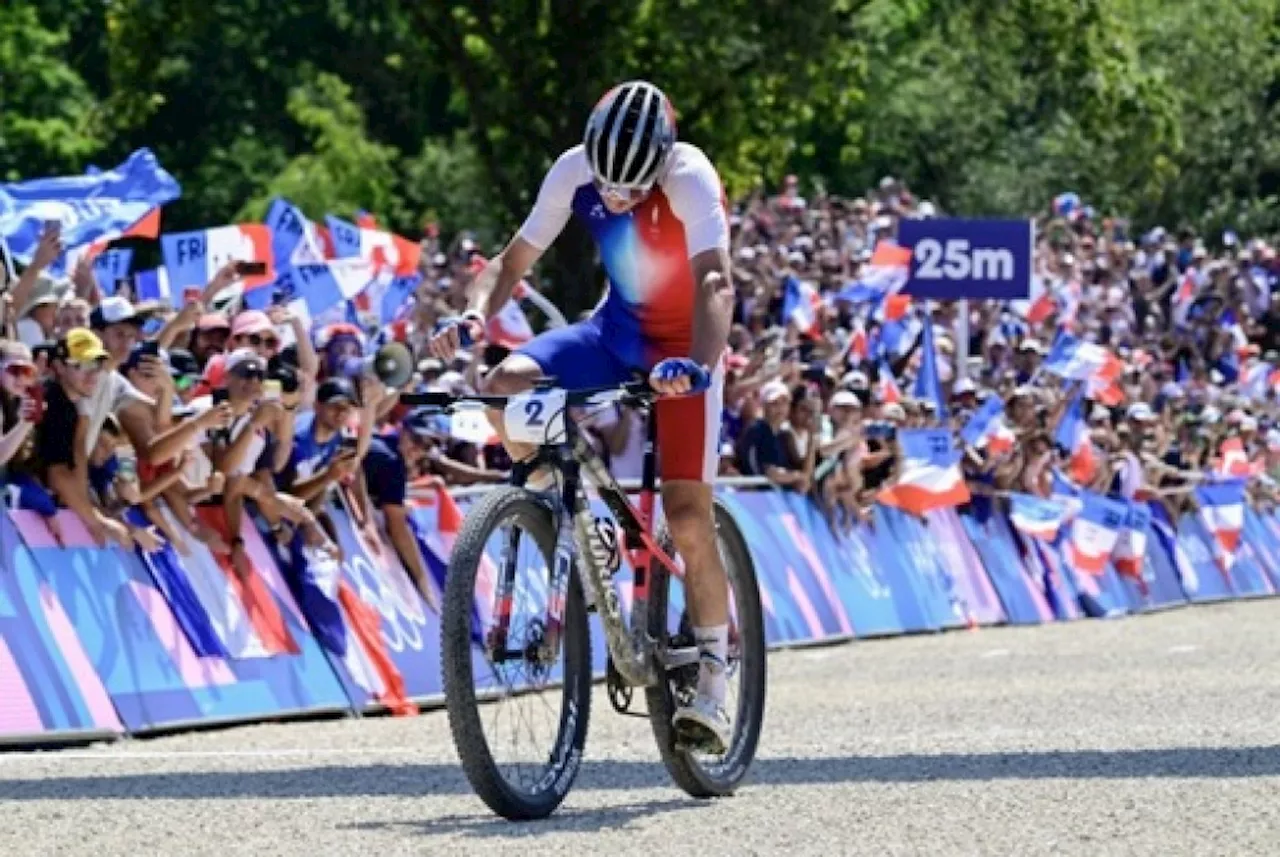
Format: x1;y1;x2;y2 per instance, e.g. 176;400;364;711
513;142;730;483
518;142;730;365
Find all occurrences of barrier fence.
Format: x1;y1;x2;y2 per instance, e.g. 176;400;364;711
2;485;1278;747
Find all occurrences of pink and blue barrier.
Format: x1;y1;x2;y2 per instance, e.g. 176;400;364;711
3;486;1280;747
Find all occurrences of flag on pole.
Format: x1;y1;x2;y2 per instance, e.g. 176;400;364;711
876;357;902;404
1054;392;1097;485
913;320;948;419
1043;334;1109;380
878;429;970;515
782;274;823;338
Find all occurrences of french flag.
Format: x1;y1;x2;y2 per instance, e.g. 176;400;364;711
1217;437;1251;478
912;321;948;419
960;396;1006;450
265;198;327;269
878;429;970;516
861;240;912;295
1054;392;1097;485
877;357;902;404
1172;269;1199;326
161;224;275;299
1112;501;1151;583
1009;493;1067;541
279;258;379;321
783;274;823;338
1064;492;1126;576
326;214;422;278
1195;479;1246;571
1043;333;1109;380
1025;274;1057;324
1086;351;1126;406
1241;360;1280;399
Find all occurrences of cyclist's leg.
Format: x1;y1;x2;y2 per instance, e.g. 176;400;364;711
655;365;732;743
484;316;632;466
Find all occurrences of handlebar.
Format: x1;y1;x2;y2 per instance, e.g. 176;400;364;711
399;379;659;411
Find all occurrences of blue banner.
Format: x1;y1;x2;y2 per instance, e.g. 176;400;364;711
0;149;179;263
897;218;1032;299
93;249;134;297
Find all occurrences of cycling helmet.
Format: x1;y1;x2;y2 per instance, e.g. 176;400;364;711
583;80;677;190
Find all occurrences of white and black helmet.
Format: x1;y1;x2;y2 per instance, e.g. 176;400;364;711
583;81;677;189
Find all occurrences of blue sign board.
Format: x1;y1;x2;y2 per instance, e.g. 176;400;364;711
898;218;1033;299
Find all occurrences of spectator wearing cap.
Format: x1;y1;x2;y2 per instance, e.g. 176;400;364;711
189;314;231;367
16;275;66;349
1014;339;1044;384
54;297;91;338
33;329;134;547
230;310;282;362
814;389;866;531
197;348;312;577
278;377;371;504
735;380;810;491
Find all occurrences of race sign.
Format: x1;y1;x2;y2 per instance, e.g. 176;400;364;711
897;218;1032;299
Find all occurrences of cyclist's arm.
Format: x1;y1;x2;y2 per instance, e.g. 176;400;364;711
467;148;579;321
669;148;734;367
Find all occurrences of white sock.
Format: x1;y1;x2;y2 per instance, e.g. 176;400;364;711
694;624;729;705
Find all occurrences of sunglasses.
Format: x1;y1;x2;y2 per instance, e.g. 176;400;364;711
231;367;266;382
246;333;280;349
3;363;35;379
594;179;653;204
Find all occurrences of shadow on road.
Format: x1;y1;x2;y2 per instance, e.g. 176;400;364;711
4;744;1279;804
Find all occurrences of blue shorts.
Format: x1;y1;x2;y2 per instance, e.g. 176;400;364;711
515;316;724;483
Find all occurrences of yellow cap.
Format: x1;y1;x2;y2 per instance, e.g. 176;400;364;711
63;328;109;363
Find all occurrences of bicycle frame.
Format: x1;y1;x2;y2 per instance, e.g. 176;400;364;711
487;394;683;688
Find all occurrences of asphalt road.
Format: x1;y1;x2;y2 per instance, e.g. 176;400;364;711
3;600;1279;856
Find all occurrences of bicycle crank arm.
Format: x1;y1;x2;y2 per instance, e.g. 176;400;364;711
659;645;699;671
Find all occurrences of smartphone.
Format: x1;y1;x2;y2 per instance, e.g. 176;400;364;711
234;261;268;277
263;379;282;401
211;388;229;406
339;434;359;452
138;339;160;358
24;385;45;426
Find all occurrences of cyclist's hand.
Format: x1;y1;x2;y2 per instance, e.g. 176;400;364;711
427;311;484;360
649;358;712;396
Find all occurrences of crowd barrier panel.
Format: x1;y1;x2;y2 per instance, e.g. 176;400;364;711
4;483;1280;748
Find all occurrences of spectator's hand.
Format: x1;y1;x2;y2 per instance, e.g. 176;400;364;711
327;450;359;481
357;375;384;411
116;476;142;506
31;224;63;271
137;355;173;389
93;515;131;549
132;525;164;554
204;261;241;303
198;403;234;431
71;252;96;298
18;392;43;425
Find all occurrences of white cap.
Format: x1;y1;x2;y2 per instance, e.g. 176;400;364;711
1241;415;1259;432
761;380;791;403
1126;402;1155;422
831;390;861;408
788;251;806;266
842;370;870;390
953;378;976;395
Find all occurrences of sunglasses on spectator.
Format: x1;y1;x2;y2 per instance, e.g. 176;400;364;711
3;363;35;379
245;334;280;349
231;367;266;382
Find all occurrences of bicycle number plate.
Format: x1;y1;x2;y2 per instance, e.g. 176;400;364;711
504;389;568;445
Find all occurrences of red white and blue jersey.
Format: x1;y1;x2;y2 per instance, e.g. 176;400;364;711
517;143;729;365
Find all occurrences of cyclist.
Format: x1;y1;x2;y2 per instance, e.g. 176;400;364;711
429;80;736;751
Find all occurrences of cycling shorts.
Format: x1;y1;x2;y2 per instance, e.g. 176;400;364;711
516;314;723;484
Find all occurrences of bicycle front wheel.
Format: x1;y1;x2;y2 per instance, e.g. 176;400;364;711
646;499;767;798
441;487;592;820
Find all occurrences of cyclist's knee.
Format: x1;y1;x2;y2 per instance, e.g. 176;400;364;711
482;355;541;396
663;485;714;552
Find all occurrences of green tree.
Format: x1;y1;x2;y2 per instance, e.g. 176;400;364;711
0;4;102;182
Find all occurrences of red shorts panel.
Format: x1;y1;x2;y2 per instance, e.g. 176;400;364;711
654;367;724;484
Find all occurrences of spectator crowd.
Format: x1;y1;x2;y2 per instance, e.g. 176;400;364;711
1;172;1279;594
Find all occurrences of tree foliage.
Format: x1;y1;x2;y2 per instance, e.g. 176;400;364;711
2;0;1277;310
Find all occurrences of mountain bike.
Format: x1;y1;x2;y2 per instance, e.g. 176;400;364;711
405;379;766;820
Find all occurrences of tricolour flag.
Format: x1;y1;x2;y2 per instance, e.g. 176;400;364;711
912;320;948;419
783;274;823;338
1195;478;1247;571
1064;491;1126;576
1009;493;1067;541
1043;333;1109;380
877;357;902;404
1054;392;1097;485
960;396;1004;448
1113;501;1151;582
326;215;421;278
878;429;970;516
133;267;171;304
1087;351;1126;406
0;149;179;263
1216;437;1251;478
161;224;275;299
278;259;379;320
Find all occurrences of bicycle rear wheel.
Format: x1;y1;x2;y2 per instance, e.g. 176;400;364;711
646;499;766;798
441;487;592;820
